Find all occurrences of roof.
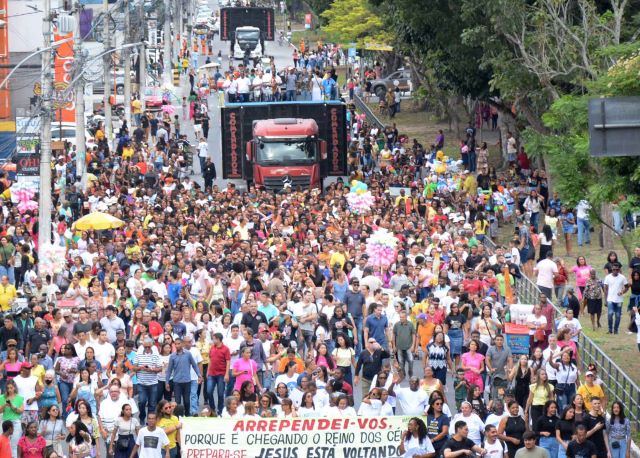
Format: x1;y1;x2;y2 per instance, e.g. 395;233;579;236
253;118;319;137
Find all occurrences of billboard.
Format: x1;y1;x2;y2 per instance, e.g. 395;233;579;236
53;28;76;122
220;7;275;41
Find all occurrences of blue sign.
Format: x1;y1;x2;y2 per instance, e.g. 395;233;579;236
506;333;530;355
0;132;16;162
348;47;356;58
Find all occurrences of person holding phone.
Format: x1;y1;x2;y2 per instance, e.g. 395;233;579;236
232;347;262;393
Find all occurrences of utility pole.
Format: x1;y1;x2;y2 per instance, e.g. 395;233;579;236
38;0;53;247
123;0;131;127
138;0;146;112
103;0;112;141
73;3;87;190
163;0;172;85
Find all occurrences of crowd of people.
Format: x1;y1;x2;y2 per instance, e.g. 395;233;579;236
0;15;639;458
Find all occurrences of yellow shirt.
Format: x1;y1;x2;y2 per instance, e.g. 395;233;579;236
0;284;16;311
329;251;346;269
32;364;45;385
529;383;552;406
577;383;605;411
158;415;180;449
131;99;142;115
122;146;134;160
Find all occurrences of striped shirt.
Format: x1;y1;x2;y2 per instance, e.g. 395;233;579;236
133;350;162;386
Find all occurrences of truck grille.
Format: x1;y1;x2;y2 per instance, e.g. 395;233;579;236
263;175;310;191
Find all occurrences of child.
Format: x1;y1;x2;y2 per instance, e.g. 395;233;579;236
454;368;469;411
488;385;506;412
173;115;181;139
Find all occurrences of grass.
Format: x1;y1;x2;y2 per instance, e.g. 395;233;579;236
385;103;640;389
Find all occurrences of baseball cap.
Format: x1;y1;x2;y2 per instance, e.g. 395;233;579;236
21;362;32;369
6;339;17;346
585;371;594;376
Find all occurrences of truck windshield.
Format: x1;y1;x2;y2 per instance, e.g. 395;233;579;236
236;30;260;43
257;140;316;164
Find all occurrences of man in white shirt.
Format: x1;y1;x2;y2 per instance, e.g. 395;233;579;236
223;325;244;394
483;425;508;458
183;335;203;416
197;137;208;173
131;412;170;458
237;72;251;102
74;331;91;360
99;306;126;343
576;200;591;246
390;375;429;416
603;263;629;334
93;329;116;369
98;385;139;451
533;251;558;299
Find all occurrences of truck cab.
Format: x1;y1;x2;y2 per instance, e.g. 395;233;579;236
233;26;263;59
246;118;327;191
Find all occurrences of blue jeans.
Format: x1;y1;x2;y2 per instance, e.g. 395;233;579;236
530;211;540;230
137;383;158;424
556;383;576;412
557;444;567;458
0;265;15;284
608;301;623;333
577;218;590;245
353;316;363;356
628;294;640;311
207;375;226;414
539;436;558;458
225;369;236;397
58;380;73;418
190;380;199;416
286;89;296;101
610;438;627;458
613;210;623;233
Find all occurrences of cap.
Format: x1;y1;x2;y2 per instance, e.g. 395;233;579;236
504;389;515;397
116;329;125;335
585;371;594;376
21;362;32;370
6;339;17;346
417;313;427;320
282;310;293;317
463;223;472;230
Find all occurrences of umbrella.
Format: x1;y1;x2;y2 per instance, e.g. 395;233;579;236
198;62;220;70
73;212;125;231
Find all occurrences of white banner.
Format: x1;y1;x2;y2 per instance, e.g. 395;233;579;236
180;416;412;458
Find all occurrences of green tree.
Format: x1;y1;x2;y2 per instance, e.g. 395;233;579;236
523;47;640;260
320;0;387;47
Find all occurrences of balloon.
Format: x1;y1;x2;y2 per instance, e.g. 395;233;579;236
435;164;446;174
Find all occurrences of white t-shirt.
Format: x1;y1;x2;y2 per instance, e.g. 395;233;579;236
603;273;628;303
526;314;547;336
188;346;203;381
535;259;558;289
395;387;429;416
135;426;169;458
93;341;115;368
451;413;485;445
483;439;507;458
403;435;435;458
557;318;582;342
274;373;298;392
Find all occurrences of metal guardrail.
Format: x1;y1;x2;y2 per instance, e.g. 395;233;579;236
484;235;640;430
515;265;640;431
352;93;385;131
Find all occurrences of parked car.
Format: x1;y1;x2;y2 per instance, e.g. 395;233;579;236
51;122;96;148
369;69;412;99
143;87;163;111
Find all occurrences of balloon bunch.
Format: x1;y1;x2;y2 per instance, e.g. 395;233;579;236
161;104;176;115
346;180;375;215
11;183;38;215
365;228;398;267
38;243;67;276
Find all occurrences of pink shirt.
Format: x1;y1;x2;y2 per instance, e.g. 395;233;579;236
461;351;485;373
572;265;592;287
232;357;257;391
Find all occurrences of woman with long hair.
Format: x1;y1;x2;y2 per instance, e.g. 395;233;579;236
571;256;592;299
571;394;587;424
548;349;579;411
278;398;297;418
606;401;631;458
461;339;485;392
157;342;173;403
556;406;575;458
108;403;140;458
0;379;24;455
65;399;99;457
65;420;94;458
534;400;559;458
525;368;555;426
399;417;435;458
498;400;527;458
444;303;467;369
39;404;66;457
155;399;180;458
298;392;318;418
538;224;555;262
315;343;335;372
55;344;80;416
425;397;450;456
17;420;46;458
0;346;22;382
68;368;100;416
239;380;258;404
508;355;532;409
466;384;488;421
331;333;355;385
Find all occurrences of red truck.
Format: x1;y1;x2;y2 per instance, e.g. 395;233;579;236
221;101;348;191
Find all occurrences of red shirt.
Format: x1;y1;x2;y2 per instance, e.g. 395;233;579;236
148;320;163;338
462;278;483;295
208;343;231;376
0;435;10;458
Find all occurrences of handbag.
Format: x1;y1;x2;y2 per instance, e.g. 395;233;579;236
555;363;572;395
116;421;133;451
534;329;545;342
483;319;496;345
